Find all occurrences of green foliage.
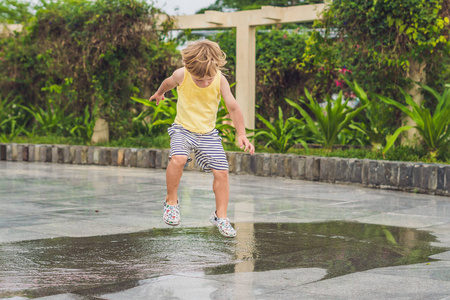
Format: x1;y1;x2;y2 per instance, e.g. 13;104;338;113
346;79;396;149
0;0;178;139
302;0;450;111
69;103;98;142
286;86;370;150
209;26;313;120
378;84;450;160
18;99;70;136
131;94;178;136
0;0;32;23
253;107;308;154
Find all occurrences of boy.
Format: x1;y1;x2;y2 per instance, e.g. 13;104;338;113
149;39;255;237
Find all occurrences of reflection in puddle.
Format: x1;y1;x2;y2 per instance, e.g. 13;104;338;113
0;221;447;298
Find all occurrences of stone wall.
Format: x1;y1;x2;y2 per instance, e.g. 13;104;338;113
1;143;448;196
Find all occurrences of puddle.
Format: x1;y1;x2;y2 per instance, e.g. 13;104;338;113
0;221;447;298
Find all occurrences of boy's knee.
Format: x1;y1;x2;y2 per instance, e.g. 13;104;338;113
213;169;229;181
170;155;188;167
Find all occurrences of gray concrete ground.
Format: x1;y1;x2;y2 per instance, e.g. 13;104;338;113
1;161;450;300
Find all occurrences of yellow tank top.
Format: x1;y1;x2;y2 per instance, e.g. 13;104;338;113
174;68;221;134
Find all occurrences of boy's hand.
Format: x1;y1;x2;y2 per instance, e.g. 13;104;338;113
238;135;255;155
149;92;165;105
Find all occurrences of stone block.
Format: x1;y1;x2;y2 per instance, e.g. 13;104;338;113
75;147;82;164
398;163;413;189
361;159;370;186
124;148;137;167
249;154;257;175
276;155;285;177
445;166;450;195
297;156;306;180
21;145;28;161
11;144;19;161
241;153;250;174
235;152;243;174
368;160;379;186
98;148;109;165
52;146;58;163
39;145;51;162
345;159;355;182
319;157;328;182
63;147;70;163
375;161;385;186
412;163;423;189
80;147;88;164
33;145;41;162
28;145;35;162
137;149;150;168
148;149;156;168
283;155;293;178
69;146;77;164
52;146;62;164
352;159;362;183
380;162;391;186
389;162;400;187
87;147;95;164
92;148;100;164
111;148;119;166
335;158;346;183
437;165;447;193
117;148;125;166
326;158;336;183
423;164;438;191
262;153;271;177
305;156;319;181
254;153;264;176
270;154;278;176
226;152;236;173
0;144;5;160
6;144;12;161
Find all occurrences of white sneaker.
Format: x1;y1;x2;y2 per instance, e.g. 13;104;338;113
163;200;180;226
210;211;236;238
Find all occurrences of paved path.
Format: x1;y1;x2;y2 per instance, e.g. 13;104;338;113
1;161;450;299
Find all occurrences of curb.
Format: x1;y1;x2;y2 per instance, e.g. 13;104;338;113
1;143;448;196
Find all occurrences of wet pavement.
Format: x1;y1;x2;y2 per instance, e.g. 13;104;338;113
1;161;450;300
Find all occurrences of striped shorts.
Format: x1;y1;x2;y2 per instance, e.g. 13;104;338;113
167;124;229;172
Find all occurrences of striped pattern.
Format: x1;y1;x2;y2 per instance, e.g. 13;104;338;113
168;124;229;172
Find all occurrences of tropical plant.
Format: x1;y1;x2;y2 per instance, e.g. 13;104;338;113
286;87;370;151
131;90;178;136
303;0;450;105
378;84;450;160
253;107;308;154
69;103;98;142
0;0;178;139
18;99;70;135
346;79;395;150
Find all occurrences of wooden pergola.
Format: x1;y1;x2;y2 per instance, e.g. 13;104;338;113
157;4;326;129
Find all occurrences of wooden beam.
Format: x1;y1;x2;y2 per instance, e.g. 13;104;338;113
156;4;325;129
156;4;325;30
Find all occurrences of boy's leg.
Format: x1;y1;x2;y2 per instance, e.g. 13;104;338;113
211;169;229;218
165;155;188;205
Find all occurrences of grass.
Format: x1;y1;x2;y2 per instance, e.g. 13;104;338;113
8;134;449;164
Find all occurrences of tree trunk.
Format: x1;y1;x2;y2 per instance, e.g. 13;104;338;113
402;59;426;144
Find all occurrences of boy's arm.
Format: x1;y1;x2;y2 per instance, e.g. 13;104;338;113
149;68;184;105
220;75;255;155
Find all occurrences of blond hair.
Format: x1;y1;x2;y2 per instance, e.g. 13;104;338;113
181;39;227;78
